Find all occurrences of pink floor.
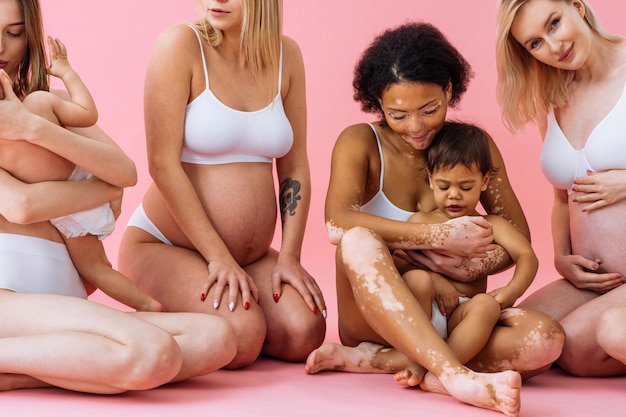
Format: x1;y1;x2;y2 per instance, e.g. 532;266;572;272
5;321;625;417
4;359;625;417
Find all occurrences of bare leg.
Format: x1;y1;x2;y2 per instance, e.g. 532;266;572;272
520;279;625;376
244;249;326;362
135;310;236;382
0;291;182;393
305;341;410;374
597;306;626;366
336;228;521;416
119;228;325;367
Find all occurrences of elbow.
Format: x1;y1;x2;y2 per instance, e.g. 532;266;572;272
125;161;138;188
4;194;39;224
117;159;138;188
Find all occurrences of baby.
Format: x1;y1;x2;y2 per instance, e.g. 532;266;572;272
21;37;162;312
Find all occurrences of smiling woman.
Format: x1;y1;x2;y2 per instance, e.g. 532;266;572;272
304;21;565;417
496;0;626;377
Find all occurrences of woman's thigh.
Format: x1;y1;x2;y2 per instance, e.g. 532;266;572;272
0;290;158;338
119;228;267;367
518;279;598;321
557;284;626;376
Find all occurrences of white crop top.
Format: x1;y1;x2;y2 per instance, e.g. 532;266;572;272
541;81;626;191
181;25;294;165
360;124;416;221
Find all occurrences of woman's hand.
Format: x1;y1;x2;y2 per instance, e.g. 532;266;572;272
439;216;497;258
573;170;626;212
555;253;624;294
272;256;327;319
201;259;260;312
397;244;507;282
0;70;39;141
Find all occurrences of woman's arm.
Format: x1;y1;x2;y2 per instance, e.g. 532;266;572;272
273;37;325;313
144;25;256;308
325;124;496;257
0;70;135;188
0;167;121;224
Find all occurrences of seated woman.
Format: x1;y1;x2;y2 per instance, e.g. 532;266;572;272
0;0;234;393
306;22;565;417
496;0;626;376
117;0;326;368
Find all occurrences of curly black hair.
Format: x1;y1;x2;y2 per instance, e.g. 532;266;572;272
353;22;473;120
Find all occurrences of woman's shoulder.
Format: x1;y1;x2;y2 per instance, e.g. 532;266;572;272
332;123;378;153
153;22;201;53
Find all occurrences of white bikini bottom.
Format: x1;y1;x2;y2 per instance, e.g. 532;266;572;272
0;233;87;298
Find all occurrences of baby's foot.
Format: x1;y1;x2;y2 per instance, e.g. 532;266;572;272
393;361;426;387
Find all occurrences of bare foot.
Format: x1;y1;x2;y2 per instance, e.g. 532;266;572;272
394;361;426;387
305;342;405;375
0;373;51;391
421;369;522;417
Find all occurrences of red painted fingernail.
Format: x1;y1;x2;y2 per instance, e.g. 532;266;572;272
200;293;206;302
312;306;318;315
244;302;250;310
273;294;279;303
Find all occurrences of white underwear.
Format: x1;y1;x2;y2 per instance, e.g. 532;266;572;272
0;233;87;298
431;296;470;339
126;204;172;245
50;166;116;240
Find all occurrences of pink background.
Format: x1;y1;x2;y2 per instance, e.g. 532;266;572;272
40;1;624;319
7;2;626;416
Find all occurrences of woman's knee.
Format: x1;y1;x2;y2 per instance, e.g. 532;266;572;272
118;329;183;390
268;312;326;362
596;307;625;359
502;307;565;369
223;310;267;369
339;227;383;261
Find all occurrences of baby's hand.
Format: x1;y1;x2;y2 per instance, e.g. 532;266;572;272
47;37;74;79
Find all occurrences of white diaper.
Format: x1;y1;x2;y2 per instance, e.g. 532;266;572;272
50;166;116;240
430;296;470;339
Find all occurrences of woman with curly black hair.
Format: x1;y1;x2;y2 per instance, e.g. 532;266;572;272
305;22;565;417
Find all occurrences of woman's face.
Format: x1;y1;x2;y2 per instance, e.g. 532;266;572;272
0;0;27;80
510;0;591;70
202;0;243;33
379;81;450;151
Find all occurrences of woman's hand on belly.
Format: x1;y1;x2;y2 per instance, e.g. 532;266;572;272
555;252;625;294
572;169;626;212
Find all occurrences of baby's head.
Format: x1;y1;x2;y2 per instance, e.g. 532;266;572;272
426;121;497;217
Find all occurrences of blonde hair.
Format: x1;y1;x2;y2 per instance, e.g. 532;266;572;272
496;0;623;132
193;0;282;82
14;0;49;99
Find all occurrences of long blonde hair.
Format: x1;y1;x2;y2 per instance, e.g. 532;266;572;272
496;0;623;132
193;0;282;82
14;0;48;99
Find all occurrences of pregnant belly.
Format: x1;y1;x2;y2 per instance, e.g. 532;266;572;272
569;196;626;275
